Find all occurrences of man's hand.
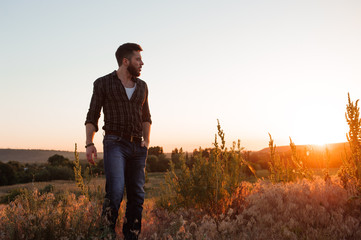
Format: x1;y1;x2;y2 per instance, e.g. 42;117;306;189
86;145;97;165
141;140;149;149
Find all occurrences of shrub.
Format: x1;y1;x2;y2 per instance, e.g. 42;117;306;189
338;93;361;189
33;166;74;182
48;154;73;167
149;177;361;240
157;120;256;215
146;155;159;172
34;167;51;182
48;166;75;180
0;162;16;186
73;144;89;198
268;134;313;183
171;148;184;169
39;184;54;194
148;146;164;157
146;154;170;172
0;188;24;204
0;189;104;240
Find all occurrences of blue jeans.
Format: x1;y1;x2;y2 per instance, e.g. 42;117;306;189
102;135;147;239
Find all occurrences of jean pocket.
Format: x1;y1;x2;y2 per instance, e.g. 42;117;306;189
104;135;119;141
103;135;120;146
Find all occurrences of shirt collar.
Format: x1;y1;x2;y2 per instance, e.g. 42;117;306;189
112;70;139;83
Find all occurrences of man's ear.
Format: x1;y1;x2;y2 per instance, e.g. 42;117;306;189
122;57;129;66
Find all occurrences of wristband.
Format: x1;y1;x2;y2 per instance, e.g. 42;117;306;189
85;143;94;148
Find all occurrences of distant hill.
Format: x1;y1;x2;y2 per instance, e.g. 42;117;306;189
0;149;104;164
258;142;349;153
254;142;349;168
0;142;350;166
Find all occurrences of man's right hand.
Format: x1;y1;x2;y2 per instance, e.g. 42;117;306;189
86;145;97;165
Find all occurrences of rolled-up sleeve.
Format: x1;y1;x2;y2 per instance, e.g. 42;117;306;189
142;84;152;124
85;79;104;132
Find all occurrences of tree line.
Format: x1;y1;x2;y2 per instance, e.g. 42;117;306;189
0;143;347;186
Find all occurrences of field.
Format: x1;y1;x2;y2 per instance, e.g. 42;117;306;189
1;169;361;240
0;172;167;200
0;168;340;200
1;96;360;239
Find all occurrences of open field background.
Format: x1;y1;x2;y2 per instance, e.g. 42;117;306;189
0;142;347;165
0;149;174;164
0;168;340;199
0;149;103;164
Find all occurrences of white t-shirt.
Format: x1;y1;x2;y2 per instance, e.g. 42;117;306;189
125;83;136;100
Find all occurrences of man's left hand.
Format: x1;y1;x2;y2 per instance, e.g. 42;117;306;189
141;140;149;148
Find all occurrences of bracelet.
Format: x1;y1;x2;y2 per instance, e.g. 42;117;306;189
85;143;94;148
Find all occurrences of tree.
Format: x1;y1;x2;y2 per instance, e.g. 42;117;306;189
0;162;16;186
146;155;170;172
171;148;184;169
146;155;159;172
48;154;72;167
148;146;164;157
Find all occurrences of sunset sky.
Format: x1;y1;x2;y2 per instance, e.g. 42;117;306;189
1;0;360;153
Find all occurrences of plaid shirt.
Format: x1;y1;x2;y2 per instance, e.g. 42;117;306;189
85;71;152;138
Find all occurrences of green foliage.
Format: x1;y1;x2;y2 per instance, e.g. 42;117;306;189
48;154;73;167
39;184;54;194
0;189;104;240
268;133;290;183
338;93;361;188
148;146;164;157
146;154;170;172
0;162;16;186
34;167;51;182
289;138;314;180
158;120;256;215
73;143;89;198
146;155;158;172
0;157;78;186
268;134;313;183
33;165;75;182
0;188;24;204
171;148;184;169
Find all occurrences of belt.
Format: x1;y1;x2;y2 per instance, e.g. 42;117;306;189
105;131;143;143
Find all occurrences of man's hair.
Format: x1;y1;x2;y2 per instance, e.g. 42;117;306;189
115;43;143;66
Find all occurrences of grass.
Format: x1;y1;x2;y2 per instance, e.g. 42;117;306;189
0;172;166;202
0;167;341;203
144;172;166;198
0;178;105;197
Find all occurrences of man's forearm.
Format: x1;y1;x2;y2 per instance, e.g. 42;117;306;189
142;122;151;142
86;123;96;144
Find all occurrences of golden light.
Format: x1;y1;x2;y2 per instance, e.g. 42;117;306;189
290;106;347;146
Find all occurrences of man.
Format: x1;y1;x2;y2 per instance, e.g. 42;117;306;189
85;43;151;239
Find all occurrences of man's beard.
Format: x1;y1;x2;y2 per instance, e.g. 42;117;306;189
127;63;140;77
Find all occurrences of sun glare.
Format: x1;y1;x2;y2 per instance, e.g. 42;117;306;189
291;111;347;147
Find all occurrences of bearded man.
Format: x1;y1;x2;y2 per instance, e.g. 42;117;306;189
85;43;151;239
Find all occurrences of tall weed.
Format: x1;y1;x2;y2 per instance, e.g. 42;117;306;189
268;134;313;183
338;93;361;190
157;120;256;216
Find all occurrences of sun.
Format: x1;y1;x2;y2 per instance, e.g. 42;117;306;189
290;111;347;146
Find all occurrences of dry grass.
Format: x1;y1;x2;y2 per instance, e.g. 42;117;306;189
0;172;166;200
1;174;361;239
0;178;106;198
0;169;339;198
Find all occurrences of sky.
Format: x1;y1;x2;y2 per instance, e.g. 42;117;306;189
1;0;360;153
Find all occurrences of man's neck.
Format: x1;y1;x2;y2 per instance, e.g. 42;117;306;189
116;67;135;88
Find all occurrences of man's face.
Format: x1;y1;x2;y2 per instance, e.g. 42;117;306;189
127;51;143;77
